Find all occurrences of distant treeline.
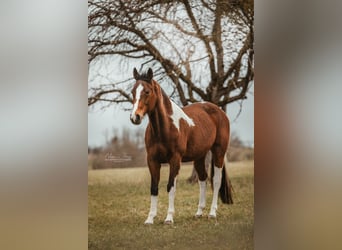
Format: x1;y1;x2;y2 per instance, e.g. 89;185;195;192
88;129;253;170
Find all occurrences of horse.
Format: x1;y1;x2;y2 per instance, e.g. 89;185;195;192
130;67;233;224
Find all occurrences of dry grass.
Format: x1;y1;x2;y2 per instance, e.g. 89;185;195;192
88;161;254;250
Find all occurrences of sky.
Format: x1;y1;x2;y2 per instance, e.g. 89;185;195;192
88;86;254;148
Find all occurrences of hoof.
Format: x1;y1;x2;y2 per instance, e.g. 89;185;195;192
195;214;203;218
208;214;217;219
144;218;154;225
164;220;173;225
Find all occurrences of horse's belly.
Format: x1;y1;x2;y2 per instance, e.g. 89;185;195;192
182;129;216;161
181;156;195;162
182;145;212;161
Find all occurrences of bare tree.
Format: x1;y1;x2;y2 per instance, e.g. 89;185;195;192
88;0;254;182
88;0;254;110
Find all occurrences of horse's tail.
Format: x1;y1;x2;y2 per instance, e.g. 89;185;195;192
210;153;234;204
220;153;234;204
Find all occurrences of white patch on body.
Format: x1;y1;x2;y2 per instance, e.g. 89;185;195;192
170;101;195;130
165;177;177;223
195;180;206;217
131;84;144;119
209;166;222;218
145;195;158;224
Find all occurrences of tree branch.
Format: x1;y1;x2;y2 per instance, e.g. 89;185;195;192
88;0;254;109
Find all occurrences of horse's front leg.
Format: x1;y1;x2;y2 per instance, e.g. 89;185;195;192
165;154;181;224
145;158;161;225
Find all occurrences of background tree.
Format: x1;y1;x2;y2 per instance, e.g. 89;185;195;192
88;0;254;181
88;0;254;110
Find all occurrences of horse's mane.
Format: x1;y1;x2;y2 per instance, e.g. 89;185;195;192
158;84;172;112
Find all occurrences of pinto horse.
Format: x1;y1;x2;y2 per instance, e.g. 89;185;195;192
130;68;233;224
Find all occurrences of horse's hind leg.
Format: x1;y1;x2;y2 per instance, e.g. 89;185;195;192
209;145;225;218
194;156;208;217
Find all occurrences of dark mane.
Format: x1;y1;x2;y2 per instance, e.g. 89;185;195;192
160;87;172;113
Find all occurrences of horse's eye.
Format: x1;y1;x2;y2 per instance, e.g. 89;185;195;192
145;90;150;95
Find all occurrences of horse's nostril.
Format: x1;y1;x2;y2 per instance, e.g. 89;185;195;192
136;114;141;122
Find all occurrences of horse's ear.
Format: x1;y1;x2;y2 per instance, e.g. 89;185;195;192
133;68;139;80
147;68;153;82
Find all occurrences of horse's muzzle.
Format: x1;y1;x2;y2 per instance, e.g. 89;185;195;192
130;113;142;125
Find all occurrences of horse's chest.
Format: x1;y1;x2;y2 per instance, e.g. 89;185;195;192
145;127;188;162
147;142;181;163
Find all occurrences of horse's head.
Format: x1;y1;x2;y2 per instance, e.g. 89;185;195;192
130;67;158;125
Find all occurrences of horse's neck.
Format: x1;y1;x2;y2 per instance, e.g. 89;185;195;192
148;89;172;141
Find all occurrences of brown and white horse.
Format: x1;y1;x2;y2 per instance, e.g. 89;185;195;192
130;68;233;224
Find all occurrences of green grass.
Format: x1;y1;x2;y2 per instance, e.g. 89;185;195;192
88;161;254;250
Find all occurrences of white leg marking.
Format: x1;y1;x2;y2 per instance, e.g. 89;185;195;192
130;84;143;121
195;180;206;217
209;166;222;218
144;195;158;224
165;177;177;224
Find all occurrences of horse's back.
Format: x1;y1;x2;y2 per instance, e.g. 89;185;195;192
183;102;229;130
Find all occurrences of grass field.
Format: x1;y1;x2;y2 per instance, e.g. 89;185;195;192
88;161;254;250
